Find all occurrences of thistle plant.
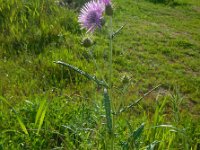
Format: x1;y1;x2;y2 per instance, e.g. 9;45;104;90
54;0;128;148
56;0;116;147
78;0;114;142
54;0;147;149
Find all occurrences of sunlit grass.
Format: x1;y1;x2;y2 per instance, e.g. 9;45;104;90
0;0;199;149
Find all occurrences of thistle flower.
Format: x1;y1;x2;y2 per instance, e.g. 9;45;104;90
100;0;113;16
100;0;111;6
78;0;105;33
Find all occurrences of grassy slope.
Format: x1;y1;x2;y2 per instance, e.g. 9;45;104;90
0;0;200;149
112;0;200;110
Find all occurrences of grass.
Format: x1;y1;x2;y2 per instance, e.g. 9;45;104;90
0;0;200;149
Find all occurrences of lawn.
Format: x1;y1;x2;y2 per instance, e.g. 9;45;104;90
0;0;200;149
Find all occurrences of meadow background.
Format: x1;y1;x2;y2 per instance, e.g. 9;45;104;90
0;0;200;149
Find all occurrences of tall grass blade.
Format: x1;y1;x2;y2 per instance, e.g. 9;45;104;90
35;99;46;125
16;116;29;135
0;96;16;113
37;105;47;134
103;88;112;135
35;99;47;134
0;96;28;135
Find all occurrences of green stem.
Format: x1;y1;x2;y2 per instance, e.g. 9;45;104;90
109;17;113;88
109;16;114;150
88;48;107;85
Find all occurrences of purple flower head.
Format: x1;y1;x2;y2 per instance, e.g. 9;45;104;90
100;0;111;6
78;0;105;33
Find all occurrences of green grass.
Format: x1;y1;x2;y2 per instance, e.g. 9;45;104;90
0;0;200;149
